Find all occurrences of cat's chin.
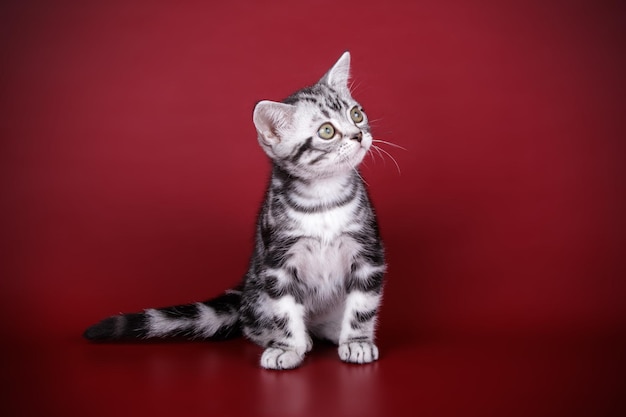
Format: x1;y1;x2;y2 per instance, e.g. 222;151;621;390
342;147;368;170
290;155;367;180
314;164;365;180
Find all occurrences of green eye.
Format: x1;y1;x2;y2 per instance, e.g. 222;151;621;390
350;106;364;123
317;122;336;139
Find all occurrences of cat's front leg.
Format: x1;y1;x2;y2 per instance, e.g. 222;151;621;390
338;264;385;364
259;291;311;370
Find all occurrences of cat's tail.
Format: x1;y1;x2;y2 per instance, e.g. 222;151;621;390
83;287;242;342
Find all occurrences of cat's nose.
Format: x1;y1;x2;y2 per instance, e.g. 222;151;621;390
350;132;363;143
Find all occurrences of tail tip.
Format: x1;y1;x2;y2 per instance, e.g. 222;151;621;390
83;317;119;341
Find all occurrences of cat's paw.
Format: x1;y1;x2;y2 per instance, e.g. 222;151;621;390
305;334;313;353
260;347;304;370
338;341;379;364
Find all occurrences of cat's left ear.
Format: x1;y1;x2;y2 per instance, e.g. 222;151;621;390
320;51;351;92
253;100;297;147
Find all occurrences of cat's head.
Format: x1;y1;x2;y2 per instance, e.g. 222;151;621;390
253;52;372;179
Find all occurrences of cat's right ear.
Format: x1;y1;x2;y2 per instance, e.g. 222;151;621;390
253;101;296;147
320;51;351;92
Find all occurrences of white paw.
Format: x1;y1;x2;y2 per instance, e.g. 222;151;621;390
338;342;379;364
305;335;313;353
260;347;304;370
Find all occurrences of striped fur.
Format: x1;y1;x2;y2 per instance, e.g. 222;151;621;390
84;52;385;369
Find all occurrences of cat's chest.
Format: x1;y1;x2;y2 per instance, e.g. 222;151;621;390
286;199;360;242
289;235;358;275
284;234;361;314
284;201;362;283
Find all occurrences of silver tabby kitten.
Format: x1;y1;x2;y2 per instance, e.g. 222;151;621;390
84;52;386;370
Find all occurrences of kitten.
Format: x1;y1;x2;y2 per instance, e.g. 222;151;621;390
84;52;386;370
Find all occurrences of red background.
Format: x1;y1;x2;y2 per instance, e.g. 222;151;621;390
1;1;625;416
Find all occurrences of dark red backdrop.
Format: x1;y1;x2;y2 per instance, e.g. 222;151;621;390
1;1;625;416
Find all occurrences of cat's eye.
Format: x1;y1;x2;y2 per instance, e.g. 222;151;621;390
317;123;336;140
350;106;364;123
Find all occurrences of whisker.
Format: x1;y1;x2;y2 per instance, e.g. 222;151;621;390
342;154;369;186
355;167;369;186
372;139;407;151
348;80;364;95
372;145;402;175
368;145;385;164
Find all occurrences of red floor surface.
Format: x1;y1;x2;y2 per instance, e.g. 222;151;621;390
1;1;625;416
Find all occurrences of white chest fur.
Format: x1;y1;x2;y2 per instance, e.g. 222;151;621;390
274;175;364;313
286;199;359;242
286;234;360;314
284;200;363;313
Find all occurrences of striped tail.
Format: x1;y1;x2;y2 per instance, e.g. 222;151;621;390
83;288;242;342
